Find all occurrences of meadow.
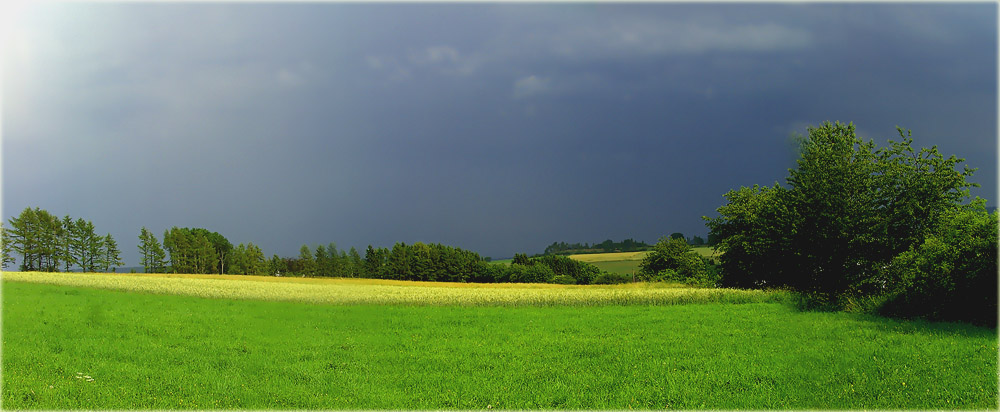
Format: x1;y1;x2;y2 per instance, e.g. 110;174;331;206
2;272;997;410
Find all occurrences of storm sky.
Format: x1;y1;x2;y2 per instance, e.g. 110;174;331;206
2;2;996;265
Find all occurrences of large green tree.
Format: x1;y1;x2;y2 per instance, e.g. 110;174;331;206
229;242;267;276
244;243;267;276
99;234;124;272
706;121;988;317
7;208;50;271
162;227;227;274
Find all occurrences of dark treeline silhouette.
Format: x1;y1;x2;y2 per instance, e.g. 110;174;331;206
274;242;626;285
543;238;652;255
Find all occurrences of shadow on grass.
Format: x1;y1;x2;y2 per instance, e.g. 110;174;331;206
790;301;997;339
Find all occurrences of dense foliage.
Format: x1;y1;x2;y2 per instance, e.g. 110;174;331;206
638;237;719;287
877;208;997;324
137;227;167;273
705;121;996;324
162;227;232;275
2;207;122;272
236;242;619;285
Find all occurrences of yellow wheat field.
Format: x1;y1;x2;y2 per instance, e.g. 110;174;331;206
1;271;785;306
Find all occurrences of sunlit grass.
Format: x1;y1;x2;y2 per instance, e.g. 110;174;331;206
3;281;995;410
1;271;787;306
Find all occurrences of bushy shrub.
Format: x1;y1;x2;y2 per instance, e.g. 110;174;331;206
531;254;601;285
551;274;577;285
878;208;997;325
504;264;526;283
473;262;508;283
638;237;717;287
653;268;681;282
520;264;555;283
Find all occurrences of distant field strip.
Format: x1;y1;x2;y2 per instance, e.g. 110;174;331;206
1;271;786;306
569;251;650;262
570;247;717;263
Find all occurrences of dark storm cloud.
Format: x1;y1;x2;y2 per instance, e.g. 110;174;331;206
3;2;995;265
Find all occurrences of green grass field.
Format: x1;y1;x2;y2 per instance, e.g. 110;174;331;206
2;273;996;409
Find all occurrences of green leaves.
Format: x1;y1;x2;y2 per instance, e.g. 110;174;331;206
161;227;228;274
638;237;718;287
6;208;111;273
706;121;993;323
138;227;167;273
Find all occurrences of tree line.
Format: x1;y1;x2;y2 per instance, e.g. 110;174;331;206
542;235;711;256
134;229;626;286
543;238;652;255
1;207;123;272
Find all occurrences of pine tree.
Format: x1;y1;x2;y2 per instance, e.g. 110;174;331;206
139;228;153;272
229;243;248;275
269;254;284;276
299;245;316;276
139;227;167;273
348;247;363;277
327;242;342;275
61;215;77;271
35;209;61;271
70;218;100;272
150;237;167;273
314;245;330;276
8;207;39;271
0;223;13;269
246;242;267;276
101;234;123;272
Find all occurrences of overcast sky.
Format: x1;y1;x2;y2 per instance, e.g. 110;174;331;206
2;2;996;265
